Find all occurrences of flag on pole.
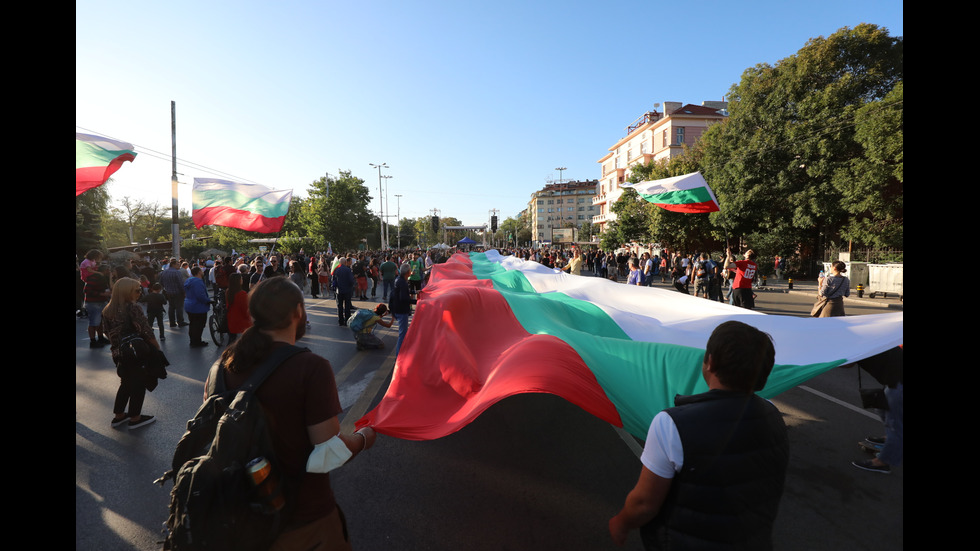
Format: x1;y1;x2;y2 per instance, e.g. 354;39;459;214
623;171;720;213
192;178;293;233
357;251;903;440
75;133;137;196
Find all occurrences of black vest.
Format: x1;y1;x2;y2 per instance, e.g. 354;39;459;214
641;390;789;550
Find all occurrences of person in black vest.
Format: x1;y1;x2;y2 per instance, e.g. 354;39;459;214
610;320;789;550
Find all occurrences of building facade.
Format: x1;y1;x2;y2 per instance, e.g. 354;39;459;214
526;179;599;247
592;100;728;233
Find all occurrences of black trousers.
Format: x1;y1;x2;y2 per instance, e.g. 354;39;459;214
188;312;207;344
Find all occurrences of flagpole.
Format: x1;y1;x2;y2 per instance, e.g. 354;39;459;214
171;101;180;260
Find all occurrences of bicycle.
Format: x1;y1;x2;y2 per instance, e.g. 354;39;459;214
208;294;228;347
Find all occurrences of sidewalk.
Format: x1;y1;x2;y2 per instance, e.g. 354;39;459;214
754;277;903;310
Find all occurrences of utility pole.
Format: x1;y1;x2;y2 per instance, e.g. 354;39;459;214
370;163;389;249
395;194;403;249
171;101;180;260
381;174;393;249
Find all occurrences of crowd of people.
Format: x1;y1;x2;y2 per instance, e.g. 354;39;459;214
77;243;897;549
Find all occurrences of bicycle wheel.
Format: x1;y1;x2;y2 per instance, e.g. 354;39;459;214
209;313;227;346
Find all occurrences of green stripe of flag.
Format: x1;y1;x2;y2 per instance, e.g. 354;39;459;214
638;186;714;205
192;188;291;218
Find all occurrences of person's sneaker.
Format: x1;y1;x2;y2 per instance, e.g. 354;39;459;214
111;416;129;428
851;459;890;474
97;336;110;344
128;415;155;429
865;436;886;446
90;340;106;348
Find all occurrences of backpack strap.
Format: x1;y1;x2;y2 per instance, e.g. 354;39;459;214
207;344;310;397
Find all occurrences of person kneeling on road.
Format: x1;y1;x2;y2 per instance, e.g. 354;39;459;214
352;304;393;351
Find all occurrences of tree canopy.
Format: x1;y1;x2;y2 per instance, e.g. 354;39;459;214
606;23;902;264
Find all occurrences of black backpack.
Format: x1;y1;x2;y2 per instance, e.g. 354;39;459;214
156;344;308;550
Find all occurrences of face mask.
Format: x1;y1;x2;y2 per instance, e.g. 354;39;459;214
305;435;352;473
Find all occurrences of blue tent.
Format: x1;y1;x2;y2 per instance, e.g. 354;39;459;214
457;237;477;244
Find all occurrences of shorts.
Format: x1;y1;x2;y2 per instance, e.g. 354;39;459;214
85;302;104;326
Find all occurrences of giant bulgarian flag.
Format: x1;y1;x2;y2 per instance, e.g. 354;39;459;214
623;171;720;213
76;133;137;196
357;251;902;440
192;178;293;233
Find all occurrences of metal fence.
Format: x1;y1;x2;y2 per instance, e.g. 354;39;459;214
823;248;903;264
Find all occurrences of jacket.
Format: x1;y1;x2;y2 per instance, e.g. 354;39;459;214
183;276;211;314
641;390;789;550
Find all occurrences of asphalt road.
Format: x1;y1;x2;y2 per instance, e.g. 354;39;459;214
76;275;902;551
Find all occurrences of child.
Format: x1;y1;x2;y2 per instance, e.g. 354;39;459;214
140;283;168;341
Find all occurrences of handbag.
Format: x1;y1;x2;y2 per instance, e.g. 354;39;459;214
858;367;889;410
810;297;829;317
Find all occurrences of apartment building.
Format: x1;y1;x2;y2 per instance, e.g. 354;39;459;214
592;101;728;233
526;179;599;247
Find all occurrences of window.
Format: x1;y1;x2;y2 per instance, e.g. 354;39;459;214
676;127;685;144
663;130;667;147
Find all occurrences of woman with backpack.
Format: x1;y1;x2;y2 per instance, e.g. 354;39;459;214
103;277;164;429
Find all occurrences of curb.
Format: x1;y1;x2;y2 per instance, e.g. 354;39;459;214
756;286;903;310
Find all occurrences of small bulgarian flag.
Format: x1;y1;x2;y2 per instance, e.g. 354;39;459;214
192;178;293;233
76;133;137;196
624;171;720;213
357;251;903;440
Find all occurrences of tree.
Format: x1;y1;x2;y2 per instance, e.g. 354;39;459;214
297;171;376;251
609;188;650;245
836;81;903;248
698;23;903;268
76;184;111;255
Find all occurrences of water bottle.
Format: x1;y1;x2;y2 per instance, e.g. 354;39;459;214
246;457;285;512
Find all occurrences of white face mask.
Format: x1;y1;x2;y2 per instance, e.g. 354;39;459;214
305;435;352;473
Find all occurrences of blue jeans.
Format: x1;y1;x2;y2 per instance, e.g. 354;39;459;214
878;383;903;466
382;279;394;300
394;312;410;356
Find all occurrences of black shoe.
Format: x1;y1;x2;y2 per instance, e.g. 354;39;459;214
851;459;890;474
111;416;129;428
97;336;110;344
190;341;209;348
128;415;156;429
177;322;189;327
90;340;106;348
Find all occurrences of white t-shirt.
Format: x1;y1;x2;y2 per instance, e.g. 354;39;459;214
639;411;684;479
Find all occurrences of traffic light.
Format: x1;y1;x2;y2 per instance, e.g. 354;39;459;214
431;216;439;232
491;215;498;232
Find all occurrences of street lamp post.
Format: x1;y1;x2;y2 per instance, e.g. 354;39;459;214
395;194;403;249
370;163;389;249
382;175;392;250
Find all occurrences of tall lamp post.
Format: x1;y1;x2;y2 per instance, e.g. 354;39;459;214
381;174;392;249
370;163;389;249
394;194;403;249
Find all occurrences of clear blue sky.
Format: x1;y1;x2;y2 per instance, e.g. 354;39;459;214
76;0;902;229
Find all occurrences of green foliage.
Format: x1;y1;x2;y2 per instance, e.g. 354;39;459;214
609;188;650;243
296;170;376;251
76;185;110;255
697;23;902;255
